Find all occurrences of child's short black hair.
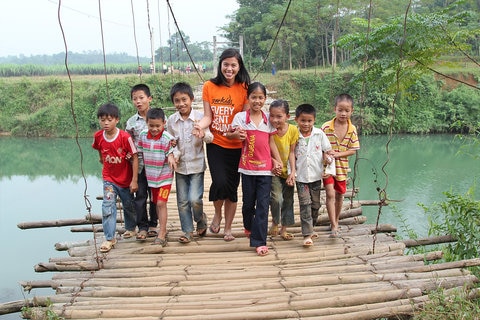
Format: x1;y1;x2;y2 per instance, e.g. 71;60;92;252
146;108;166;121
334;93;354;108
269;99;289;115
295;103;316;118
169;82;194;102
97;103;120;119
131;83;151;98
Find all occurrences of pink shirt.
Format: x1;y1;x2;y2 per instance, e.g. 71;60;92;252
231;110;277;176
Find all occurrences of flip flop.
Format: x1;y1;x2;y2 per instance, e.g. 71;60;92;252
123;230;137;239
197;228;207;237
303;237;313;247
223;233;235;242
100;239;117;253
147;229;158;238
136;230;148;241
256;246;269;256
178;235;191;244
268;225;279;236
280;232;294;240
209;223;220;234
152;237;167;247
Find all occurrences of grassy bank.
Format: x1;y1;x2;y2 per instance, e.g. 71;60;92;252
1;68;479;137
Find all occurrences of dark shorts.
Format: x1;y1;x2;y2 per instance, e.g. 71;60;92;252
323;176;347;194
206;143;241;202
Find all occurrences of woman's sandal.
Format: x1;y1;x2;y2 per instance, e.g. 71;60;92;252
209;223;220;234
100;239;117;253
280;232;294;241
303;237;313;247
136;230;148;241
256;246;269;256
178;235;191;244
152;237;168;247
244;229;251;238
223;233;235;242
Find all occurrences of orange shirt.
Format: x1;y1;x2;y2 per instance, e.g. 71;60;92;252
202;80;247;149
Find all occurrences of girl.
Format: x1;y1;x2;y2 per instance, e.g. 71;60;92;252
230;82;282;256
194;48;250;242
268;100;299;240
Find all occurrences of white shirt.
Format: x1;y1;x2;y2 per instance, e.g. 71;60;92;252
294;127;332;183
167;109;212;175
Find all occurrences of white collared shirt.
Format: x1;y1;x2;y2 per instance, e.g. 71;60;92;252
295;127;331;183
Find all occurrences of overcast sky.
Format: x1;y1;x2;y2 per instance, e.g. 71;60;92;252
0;0;239;57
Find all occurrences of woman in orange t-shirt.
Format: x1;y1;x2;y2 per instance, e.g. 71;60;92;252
195;48;250;242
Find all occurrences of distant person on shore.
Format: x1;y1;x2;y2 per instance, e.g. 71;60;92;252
294;103;332;247
92;103;138;253
193;48;251;242
137;108;176;247
166;82;213;243
126;84;158;241
230;82;282;256
271;62;276;76
162;64;168;75
321;93;360;237
137;65;142;77
268;99;298;241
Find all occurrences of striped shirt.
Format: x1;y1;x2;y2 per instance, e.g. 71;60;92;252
321;118;360;182
137;129;174;188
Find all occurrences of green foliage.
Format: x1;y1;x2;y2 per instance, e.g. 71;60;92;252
422;187;480;263
412;287;480;320
21;298;64;320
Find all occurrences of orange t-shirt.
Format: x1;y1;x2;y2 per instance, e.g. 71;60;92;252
202;80;248;149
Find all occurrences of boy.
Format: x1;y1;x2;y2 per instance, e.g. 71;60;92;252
166;82;213;243
126;84;158;241
92;103;138;253
137;108;176;247
294;104;331;247
322;93;360;237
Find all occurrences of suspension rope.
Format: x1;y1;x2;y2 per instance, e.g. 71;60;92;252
252;0;292;80
130;0;142;81
165;0;204;82
157;0;164;66
97;0;110;100
146;0;155;73
56;0;101;279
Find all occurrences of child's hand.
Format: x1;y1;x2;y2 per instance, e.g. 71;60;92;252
130;181;138;193
271;159;282;176
192;124;203;138
168;154;177;171
170;138;178;148
286;174;295;186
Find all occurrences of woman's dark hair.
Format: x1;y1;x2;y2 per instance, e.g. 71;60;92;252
211;48;250;89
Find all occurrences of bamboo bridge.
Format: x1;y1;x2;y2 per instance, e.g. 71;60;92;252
3;175;480;320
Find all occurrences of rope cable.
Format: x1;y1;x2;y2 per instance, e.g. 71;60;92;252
157;0;164;66
165;0;204;82
97;0;110;100
146;0;155;73
252;0;292;80
130;0;142;81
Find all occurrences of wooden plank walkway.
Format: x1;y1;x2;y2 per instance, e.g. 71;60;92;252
6;173;480;319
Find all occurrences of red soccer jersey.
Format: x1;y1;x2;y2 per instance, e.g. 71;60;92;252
92;129;137;188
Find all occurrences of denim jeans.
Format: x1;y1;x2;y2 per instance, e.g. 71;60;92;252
135;168;157;231
241;174;272;247
175;172;207;235
102;180;136;240
295;180;322;236
270;176;295;226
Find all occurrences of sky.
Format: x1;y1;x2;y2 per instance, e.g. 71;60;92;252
0;0;239;58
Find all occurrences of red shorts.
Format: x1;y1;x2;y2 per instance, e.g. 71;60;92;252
323;176;347;194
151;185;172;203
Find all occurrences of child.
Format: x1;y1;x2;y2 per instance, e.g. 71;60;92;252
166;82;213;243
294;103;332;247
126;84;158;241
321;93;360;237
137;108;176;247
92;103;138;253
229;82;282;256
268;99;298;240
